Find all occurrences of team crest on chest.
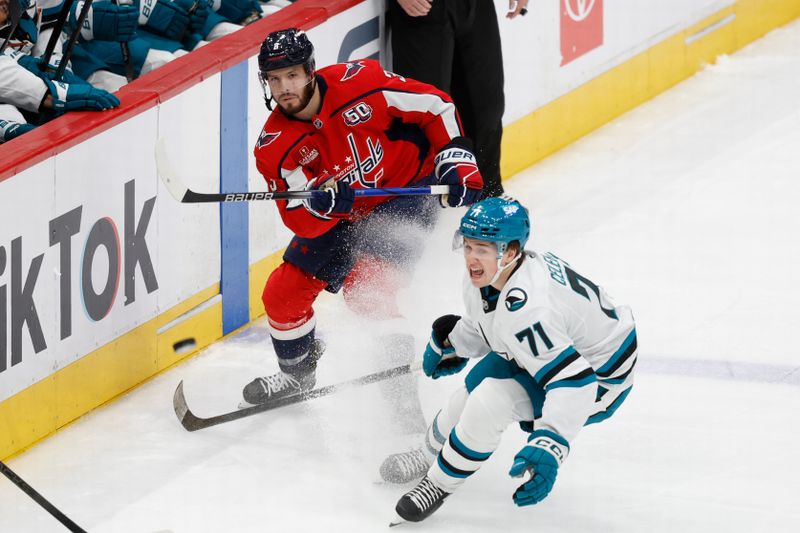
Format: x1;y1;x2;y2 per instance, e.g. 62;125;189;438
323;133;385;187
257;130;281;149
505;288;528;312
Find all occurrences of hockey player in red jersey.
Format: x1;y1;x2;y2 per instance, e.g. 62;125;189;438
243;28;484;426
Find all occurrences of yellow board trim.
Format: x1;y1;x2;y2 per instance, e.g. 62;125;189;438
0;285;223;460
2;0;799;460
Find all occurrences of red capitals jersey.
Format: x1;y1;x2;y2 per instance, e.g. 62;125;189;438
253;59;464;239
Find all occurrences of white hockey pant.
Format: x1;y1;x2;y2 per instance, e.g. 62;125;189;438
424;379;535;493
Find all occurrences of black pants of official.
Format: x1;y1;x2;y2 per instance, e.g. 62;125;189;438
390;0;505;197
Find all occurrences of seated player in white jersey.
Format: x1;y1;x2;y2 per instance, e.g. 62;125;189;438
382;197;638;524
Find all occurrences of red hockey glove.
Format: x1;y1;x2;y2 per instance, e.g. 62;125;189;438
434;137;484;207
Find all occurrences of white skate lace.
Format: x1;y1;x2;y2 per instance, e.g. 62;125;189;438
407;478;445;511
256;372;302;397
394;449;429;477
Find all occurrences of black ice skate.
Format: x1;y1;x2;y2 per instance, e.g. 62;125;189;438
242;339;325;405
380;448;431;484
394;476;450;523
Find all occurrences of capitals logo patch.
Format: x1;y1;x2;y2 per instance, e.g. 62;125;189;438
341;61;365;81
505;288;528;312
256;130;280;149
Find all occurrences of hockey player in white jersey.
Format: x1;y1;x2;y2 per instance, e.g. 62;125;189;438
384;197;638;523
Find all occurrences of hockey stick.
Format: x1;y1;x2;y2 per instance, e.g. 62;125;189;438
154;138;450;203
115;0;134;83
53;0;92;82
0;0;22;55
0;460;87;533
39;0;76;70
173;361;423;431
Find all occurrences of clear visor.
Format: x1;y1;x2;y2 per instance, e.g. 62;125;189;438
452;229;465;251
453;230;502;259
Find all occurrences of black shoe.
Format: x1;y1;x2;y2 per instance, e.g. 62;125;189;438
242;339;325;405
380;448;431;484
395;476;450;522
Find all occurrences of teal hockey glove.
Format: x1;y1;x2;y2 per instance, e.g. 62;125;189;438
422;314;468;379
73;1;138;42
508;429;569;506
216;0;261;24
44;79;120;112
140;0;190;41
173;0;208;34
0;120;35;143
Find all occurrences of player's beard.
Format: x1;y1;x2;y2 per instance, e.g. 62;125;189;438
276;79;315;115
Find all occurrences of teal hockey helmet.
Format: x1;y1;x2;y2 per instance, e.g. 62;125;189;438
458;197;530;255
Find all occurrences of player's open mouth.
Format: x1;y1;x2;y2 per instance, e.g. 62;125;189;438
469;266;484;279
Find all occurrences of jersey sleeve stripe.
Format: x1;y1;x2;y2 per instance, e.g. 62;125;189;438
382;90;462;139
600;359;637;384
534;347;580;386
546;368;597;391
596;329;638;378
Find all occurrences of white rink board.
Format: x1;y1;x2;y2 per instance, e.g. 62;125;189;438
0;94;223;401
502;0;734;123
0;160;56;398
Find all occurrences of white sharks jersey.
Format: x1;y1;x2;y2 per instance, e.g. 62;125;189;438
448;250;637;443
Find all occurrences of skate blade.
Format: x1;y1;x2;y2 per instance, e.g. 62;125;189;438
389;513;406;527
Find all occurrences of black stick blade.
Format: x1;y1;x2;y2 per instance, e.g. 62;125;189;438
172;363;420;432
172;380;209;432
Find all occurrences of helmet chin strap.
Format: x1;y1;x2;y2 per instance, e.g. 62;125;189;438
262;73;316;113
488;251;522;286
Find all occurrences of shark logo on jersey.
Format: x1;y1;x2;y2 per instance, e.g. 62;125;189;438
341;61;366;81
257;130;281;149
505;288;528;312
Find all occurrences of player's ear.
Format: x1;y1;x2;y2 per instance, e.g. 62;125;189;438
504;241;521;262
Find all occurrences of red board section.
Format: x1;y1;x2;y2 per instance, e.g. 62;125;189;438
0;0;361;183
